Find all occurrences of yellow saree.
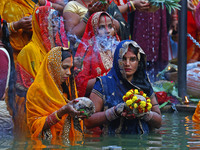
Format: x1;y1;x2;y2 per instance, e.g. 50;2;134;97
14;6;59;137
26;47;83;144
1;0;36;62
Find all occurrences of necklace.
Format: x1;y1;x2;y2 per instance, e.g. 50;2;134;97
81;0;88;7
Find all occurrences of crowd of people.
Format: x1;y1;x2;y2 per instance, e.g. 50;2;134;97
0;0;200;147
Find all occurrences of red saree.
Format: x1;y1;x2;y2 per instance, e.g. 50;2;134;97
74;12;120;97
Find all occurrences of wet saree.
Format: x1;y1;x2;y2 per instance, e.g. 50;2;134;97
92;40;154;134
14;6;68;137
26;47;83;144
75;12;120;97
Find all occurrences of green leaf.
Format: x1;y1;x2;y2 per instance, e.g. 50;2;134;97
159;100;171;109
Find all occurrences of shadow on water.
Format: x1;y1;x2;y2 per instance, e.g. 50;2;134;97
1;112;200;149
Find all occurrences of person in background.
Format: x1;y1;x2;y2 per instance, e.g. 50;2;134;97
26;47;84;144
14;6;68;137
0;16;16;138
63;0;129;46
74;12;120;97
84;40;162;134
1;0;36;63
38;0;67;15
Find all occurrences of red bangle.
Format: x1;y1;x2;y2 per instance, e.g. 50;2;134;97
127;2;132;12
46;0;52;6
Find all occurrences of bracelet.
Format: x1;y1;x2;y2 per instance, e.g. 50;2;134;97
10;22;17;33
82;13;89;24
152;103;159;107
143;111;154;122
129;1;136;11
55;111;61;121
127;2;132;12
46;0;52;7
46;111;60;127
105;107;119;121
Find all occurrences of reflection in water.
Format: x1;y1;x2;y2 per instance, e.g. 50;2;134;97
1;112;200;149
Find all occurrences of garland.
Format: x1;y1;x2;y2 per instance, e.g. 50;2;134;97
123;89;152;114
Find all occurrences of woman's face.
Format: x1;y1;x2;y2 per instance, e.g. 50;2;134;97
98;15;115;36
61;56;73;83
123;49;139;81
51;13;59;36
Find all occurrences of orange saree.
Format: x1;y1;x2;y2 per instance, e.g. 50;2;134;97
26;47;83;145
1;0;36;62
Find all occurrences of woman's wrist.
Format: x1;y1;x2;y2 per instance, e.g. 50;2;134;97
82;12;90;24
46;111;61;127
127;1;136;12
142;111;154;122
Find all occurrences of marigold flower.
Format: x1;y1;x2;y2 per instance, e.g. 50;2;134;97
147;98;151;103
140;101;146;108
132;96;137;101
147;103;152;110
134;103;138;109
126;92;132;97
126;100;133;106
143;93;147;98
134;89;139;94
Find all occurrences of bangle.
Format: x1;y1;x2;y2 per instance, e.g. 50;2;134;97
105;107;119;121
55;111;61;121
127;2;132;12
7;23;11;34
82;13;89;24
143;111;154;122
129;1;136;11
46;0;52;7
10;22;17;33
46;111;60;127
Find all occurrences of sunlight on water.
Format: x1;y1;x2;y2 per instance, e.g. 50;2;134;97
0;112;200;149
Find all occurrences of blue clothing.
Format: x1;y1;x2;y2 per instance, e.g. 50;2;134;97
92;40;154;134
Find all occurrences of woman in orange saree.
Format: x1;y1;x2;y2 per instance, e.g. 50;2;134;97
13;6;68;137
26;47;83;145
1;0;36;63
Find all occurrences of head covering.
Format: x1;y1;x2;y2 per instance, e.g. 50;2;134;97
75;11;119;58
75;11;120;97
26;47;82;140
16;6;63;90
93;40;154;134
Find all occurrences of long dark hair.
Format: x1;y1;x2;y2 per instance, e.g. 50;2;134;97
1;16;16;117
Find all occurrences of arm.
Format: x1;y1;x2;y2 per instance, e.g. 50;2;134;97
84;92;108;129
63;11;87;39
145;94;162;129
85;78;96;97
42;99;82;131
117;0;150;14
39;0;65;14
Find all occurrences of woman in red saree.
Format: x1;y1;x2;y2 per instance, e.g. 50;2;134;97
74;12;120;97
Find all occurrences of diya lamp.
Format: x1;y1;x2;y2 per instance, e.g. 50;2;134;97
184;96;190;105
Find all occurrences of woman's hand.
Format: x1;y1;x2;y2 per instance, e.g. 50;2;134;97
187;0;196;11
58;99;85;119
132;0;150;11
88;0;109;16
14;16;32;32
